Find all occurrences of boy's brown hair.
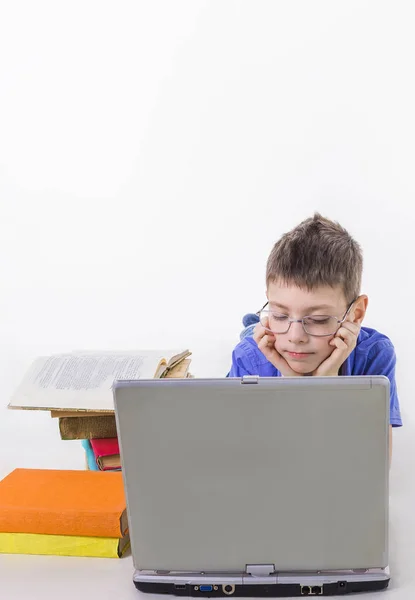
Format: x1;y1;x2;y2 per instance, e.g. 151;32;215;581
266;213;363;303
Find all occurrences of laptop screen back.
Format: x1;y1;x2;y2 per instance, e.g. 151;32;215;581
114;376;389;573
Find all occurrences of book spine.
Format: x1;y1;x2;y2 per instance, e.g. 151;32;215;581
59;416;117;440
81;440;100;471
97;457;122;471
0;507;123;538
0;532;126;558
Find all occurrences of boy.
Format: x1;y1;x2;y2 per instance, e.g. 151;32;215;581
228;213;402;460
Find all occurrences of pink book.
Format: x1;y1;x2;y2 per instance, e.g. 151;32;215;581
90;438;121;471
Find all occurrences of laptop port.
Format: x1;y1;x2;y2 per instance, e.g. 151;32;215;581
312;586;322;595
174;584;186;590
222;584;235;595
301;586;311;595
199;586;213;592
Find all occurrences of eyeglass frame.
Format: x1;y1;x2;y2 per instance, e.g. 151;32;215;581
255;297;358;338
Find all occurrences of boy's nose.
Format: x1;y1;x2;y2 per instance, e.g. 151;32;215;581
287;320;308;343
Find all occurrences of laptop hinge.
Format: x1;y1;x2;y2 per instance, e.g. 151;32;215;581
245;564;275;577
241;375;259;384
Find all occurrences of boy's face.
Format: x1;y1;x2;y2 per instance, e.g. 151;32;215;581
266;280;355;375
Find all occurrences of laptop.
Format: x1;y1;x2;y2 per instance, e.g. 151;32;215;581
113;375;390;596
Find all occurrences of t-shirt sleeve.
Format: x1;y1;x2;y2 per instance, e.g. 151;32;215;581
364;341;402;427
227;342;256;377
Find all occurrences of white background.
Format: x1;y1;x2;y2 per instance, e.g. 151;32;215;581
0;1;414;598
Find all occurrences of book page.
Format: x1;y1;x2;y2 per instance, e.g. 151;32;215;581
8;351;181;411
164;358;191;378
50;410;112;418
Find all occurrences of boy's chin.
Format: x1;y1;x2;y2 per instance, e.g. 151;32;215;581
286;359;318;375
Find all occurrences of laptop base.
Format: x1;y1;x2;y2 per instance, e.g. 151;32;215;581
133;568;390;596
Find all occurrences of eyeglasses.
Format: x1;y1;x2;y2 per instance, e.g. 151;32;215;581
256;298;357;337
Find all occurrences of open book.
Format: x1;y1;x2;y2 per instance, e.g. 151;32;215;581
8;350;191;412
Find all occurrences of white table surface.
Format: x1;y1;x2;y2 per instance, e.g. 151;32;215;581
0;346;413;599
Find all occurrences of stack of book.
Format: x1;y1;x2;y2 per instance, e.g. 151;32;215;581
9;349;193;471
82;438;121;471
0;469;129;558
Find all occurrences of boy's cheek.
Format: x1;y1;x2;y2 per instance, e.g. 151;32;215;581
314;339;336;360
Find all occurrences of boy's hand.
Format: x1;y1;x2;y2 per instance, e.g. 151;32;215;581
253;323;302;377
311;321;361;377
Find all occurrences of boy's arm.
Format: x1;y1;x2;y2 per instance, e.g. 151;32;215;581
227;342;256;377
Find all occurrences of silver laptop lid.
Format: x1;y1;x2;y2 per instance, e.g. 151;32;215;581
114;376;389;573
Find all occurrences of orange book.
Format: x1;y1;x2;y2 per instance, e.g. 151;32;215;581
0;469;127;538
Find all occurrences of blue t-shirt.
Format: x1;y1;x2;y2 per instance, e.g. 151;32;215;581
228;326;402;427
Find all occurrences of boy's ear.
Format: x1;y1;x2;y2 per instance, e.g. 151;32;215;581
350;295;368;325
